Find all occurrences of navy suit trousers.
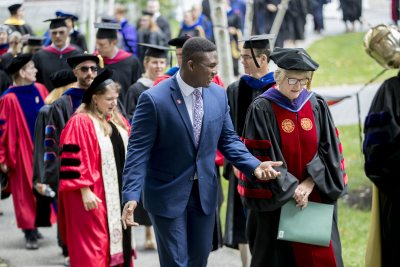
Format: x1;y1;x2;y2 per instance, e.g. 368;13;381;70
149;181;216;267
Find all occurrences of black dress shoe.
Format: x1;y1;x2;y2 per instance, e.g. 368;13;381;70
25;239;39;250
34;229;44;239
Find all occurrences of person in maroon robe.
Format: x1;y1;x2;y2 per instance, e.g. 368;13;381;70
241;48;348;267
0;54;48;249
58;69;135;267
94;22;142;108
32;17;81;91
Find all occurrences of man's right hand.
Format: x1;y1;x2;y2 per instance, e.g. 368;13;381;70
121;201;139;229
35;183;47;195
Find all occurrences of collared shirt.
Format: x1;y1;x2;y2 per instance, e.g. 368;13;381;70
176;71;203;126
176;71;203;180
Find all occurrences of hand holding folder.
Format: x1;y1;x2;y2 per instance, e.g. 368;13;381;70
277;200;334;247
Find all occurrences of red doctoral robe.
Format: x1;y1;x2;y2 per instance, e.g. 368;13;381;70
58;114;133;267
0;83;48;229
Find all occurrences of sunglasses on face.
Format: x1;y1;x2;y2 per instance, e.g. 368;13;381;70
76;66;98;72
286;77;309;86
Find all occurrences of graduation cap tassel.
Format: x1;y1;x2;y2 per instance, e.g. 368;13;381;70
97;54;104;69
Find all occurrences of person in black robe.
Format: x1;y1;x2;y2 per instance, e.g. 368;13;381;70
32;18;82;92
224;35;275;266
241;47;347;267
4;4;35;36
32;70;76;262
95;22;143;109
125;44;169;120
56;11;88;52
146;0;172;41
33;69;77;228
339;0;362;32
363;73;400;267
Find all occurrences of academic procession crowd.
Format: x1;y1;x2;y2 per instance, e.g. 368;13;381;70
0;1;398;267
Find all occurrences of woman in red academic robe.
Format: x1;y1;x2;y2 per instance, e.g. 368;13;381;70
0;54;48;249
240;48;348;267
58;69;135;267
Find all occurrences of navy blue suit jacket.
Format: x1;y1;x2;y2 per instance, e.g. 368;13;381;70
122;75;260;218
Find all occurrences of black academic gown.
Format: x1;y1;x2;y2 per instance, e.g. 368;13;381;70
156;15;172;41
0;70;11;94
70;31;88;52
125;80;149;120
363;74;400;267
32;105;54;227
224;77;275;248
242;92;347;267
103;50;143;108
32;45;81;91
42;89;85;189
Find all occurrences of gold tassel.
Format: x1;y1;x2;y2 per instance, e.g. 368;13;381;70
97;54;104;69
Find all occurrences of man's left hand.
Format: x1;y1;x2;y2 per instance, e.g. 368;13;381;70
254;161;283;181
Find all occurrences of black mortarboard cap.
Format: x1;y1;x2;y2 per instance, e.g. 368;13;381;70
168;35;191;48
82;68;114;104
270;47;319;71
5;53;32;75
95;22;120;39
8;4;22;14
241;34;275;68
44;18;67;29
27;36;44;46
67;53;100;68
100;14;115;23
142;10;154;16
50;69;77;88
139;43;171;58
55;11;79;21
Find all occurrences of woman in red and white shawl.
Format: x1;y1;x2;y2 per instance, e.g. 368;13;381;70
58;69;135;267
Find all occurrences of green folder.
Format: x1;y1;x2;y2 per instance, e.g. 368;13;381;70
277;200;334;247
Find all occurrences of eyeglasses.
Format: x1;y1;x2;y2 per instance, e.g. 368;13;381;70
286;77;309;86
77;66;98;72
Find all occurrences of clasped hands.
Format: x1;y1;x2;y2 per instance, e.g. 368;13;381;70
293;177;315;209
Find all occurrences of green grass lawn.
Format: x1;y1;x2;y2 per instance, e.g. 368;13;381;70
307;32;397;87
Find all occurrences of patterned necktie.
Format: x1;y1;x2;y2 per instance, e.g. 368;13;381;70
192;89;204;147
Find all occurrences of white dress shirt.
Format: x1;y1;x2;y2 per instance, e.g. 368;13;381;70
176;71;203;126
176;71;203;180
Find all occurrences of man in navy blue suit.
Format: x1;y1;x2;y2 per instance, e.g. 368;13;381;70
121;37;282;267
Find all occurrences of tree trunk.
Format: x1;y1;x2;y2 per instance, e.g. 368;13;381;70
209;0;235;86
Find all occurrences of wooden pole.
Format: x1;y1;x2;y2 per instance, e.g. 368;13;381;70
209;0;235;86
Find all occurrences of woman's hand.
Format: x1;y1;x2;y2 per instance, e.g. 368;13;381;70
293;177;315;209
80;187;102;211
0;163;8;173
